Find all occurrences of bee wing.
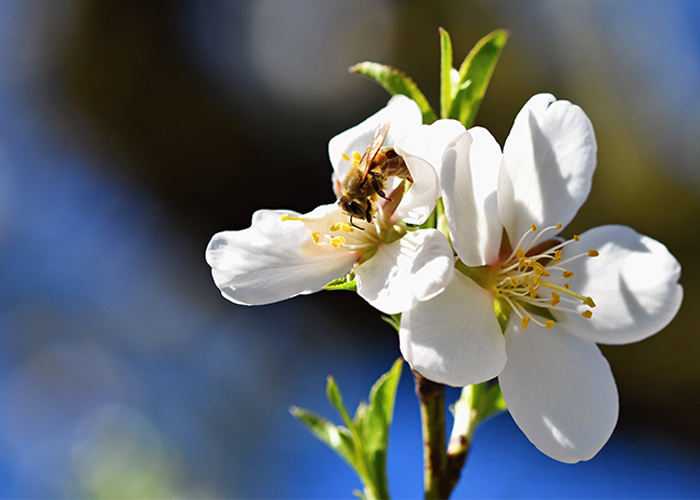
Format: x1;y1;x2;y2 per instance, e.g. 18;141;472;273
359;122;390;180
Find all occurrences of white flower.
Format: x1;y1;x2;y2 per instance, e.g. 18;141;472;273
399;94;683;462
206;95;456;314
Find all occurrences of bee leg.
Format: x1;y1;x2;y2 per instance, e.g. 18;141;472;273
364;207;373;224
371;175;391;200
349;216;365;230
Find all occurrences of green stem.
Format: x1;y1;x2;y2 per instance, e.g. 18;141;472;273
413;370;448;499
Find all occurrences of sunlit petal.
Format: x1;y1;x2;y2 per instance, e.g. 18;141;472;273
442;126;502;266
356;229;453;314
500;323;618;463
400;272;506;386
499;94;596;242
556;225;683;345
206;209;357;305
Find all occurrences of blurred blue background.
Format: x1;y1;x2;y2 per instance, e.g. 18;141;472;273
0;0;699;497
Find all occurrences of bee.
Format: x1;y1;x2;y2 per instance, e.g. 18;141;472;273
337;123;413;228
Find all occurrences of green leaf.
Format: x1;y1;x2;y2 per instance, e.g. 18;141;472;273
439;27;454;119
324;275;357;292
326;376;356;431
448;29;509;127
360;358;403;497
380;314;401;333
290;406;356;468
350;62;438;124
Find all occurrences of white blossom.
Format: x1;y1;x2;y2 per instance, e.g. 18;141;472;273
399;94;683;462
206;96;456;314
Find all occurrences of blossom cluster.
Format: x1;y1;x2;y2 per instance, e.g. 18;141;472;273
206;94;682;463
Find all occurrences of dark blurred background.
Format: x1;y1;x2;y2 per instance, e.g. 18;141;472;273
0;0;699;498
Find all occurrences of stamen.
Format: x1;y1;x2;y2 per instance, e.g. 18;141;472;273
545;320;554;330
330;236;346;248
588;249;599;257
341;152;351;162
554;249;562;263
562;270;574;279
564;283;570;289
550;292;561;307
521;317;531;329
310;232;320;244
582;310;593;319
352;151;362;162
280;214;302;222
584;297;596;308
329;223;341;231
573;234;580;242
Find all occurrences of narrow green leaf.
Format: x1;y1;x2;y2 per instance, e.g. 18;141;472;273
350;62;438;124
380;314;401;333
326;376;356;431
360;358;404;497
439;27;454;119
449;29;509;127
290;406;356;468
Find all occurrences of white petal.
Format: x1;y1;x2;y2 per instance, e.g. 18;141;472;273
206;208;357;305
499;94;597;243
394;119;466;185
441;127;502;266
556;225;683;345
392;119;465;225
328;95;423;191
399;272;506;387
500;323;619;463
355;229;454;314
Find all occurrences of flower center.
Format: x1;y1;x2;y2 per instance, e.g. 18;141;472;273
491;223;598;330
279;211;405;263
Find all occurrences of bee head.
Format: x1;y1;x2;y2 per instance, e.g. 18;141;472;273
338;197;370;228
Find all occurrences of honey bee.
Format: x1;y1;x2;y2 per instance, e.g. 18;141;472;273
337;123;413;228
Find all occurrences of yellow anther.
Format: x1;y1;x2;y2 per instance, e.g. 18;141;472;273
531;224;537;232
516;248;525;259
518;257;527;267
330;236;346;248
521;317;531;329
563;270;574;279
545;320;554;330
533;262;546;275
556;223;562;230
584;296;596;308
509;277;519;287
564;283;571;289
280;214;302;222
582;310;593;319
528;286;537;299
554;249;562;263
310;231;320;244
329;223;341;231
339;223;353;233
352;151;362;162
532;274;541;286
573;234;580;242
588;249;599;257
550;292;561;307
341;152;351;162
